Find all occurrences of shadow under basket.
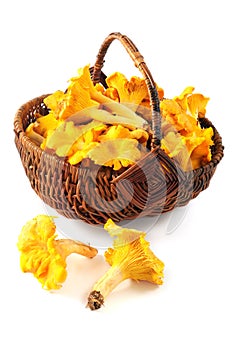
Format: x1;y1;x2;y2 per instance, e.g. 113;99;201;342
13;32;224;225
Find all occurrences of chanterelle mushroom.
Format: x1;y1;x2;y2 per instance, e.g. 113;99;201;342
87;219;164;310
17;215;98;290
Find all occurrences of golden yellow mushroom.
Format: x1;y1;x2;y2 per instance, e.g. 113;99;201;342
88;138;142;170
187;93;210;119
25;123;45;146
160;86;213;170
106;72;149;110
97;124;149;145
106;72;164;110
44;90;65;112
87;219;164;310
42;120;103;157
161;127;214;171
17;215;98;290
33;114;60;138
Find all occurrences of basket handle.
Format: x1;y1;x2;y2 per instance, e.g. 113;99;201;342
92;32;162;148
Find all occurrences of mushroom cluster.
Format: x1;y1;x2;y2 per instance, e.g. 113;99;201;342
25;64;213;172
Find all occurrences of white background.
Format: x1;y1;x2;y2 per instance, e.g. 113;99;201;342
1;0;232;349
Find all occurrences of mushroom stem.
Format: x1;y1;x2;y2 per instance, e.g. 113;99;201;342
87;265;124;310
26;126;45;146
71;107;145;129
54;239;98;259
90;88;145;123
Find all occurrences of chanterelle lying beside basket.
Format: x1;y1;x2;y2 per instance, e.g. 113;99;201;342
14;32;224;225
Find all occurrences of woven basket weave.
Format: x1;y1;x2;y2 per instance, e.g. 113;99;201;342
14;32;224;225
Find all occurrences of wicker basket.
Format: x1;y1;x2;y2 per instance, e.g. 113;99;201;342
14;32;224;225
